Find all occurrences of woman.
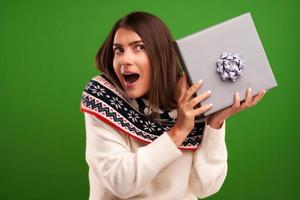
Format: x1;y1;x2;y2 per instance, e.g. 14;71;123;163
80;11;265;200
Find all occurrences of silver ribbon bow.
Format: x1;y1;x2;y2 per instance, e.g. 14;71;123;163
216;52;245;82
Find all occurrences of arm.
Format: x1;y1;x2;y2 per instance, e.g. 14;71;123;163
84;113;182;199
190;121;228;199
170;74;265;198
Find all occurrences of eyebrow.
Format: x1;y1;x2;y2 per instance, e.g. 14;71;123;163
113;40;143;47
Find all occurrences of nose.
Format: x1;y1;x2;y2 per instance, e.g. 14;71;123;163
120;49;133;66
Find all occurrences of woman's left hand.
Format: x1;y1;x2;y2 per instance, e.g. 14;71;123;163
207;88;266;129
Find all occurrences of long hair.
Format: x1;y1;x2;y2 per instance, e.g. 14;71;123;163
95;11;181;116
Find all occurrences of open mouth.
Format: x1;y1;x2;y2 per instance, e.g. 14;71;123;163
123;72;140;85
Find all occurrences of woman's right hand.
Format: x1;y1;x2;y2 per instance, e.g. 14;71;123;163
168;74;213;147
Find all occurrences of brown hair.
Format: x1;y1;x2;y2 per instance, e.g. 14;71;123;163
95;11;181;116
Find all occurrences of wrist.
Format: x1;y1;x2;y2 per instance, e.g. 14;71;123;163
207;119;224;129
167;126;188;147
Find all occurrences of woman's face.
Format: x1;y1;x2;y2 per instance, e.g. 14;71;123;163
113;27;152;99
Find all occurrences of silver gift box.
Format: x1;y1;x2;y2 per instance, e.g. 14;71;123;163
174;12;278;116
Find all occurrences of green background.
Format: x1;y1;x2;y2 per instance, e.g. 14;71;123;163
1;0;299;199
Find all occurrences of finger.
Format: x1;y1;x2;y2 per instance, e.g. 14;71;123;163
243;88;252;108
251;89;266;106
194;103;213;116
232;91;241;110
183;80;203;103
189;90;211;108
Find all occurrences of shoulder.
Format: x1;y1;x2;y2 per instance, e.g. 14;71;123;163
82;74;111;92
84;112;118;132
80;74;115;114
80;74;129;129
84;112;131;150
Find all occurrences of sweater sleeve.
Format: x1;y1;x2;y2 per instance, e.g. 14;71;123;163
190;121;228;199
84;113;182;199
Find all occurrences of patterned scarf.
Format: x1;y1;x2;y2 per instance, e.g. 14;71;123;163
80;74;205;150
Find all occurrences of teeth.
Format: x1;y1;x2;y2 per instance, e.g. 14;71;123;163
120;65;125;74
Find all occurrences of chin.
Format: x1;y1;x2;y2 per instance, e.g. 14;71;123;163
125;91;143;99
124;89;147;99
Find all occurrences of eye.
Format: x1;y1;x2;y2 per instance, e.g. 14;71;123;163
134;44;145;51
113;47;124;55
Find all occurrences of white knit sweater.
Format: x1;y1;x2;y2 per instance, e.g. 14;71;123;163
84;113;227;200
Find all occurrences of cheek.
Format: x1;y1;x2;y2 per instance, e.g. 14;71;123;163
113;58;117;72
143;63;152;86
144;58;152;81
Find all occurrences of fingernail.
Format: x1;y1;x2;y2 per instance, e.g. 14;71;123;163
248;88;252;92
207;90;211;94
209;103;213;107
198;80;203;84
235;92;239;97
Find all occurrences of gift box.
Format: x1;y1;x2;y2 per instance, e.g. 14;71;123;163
174;12;278;116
